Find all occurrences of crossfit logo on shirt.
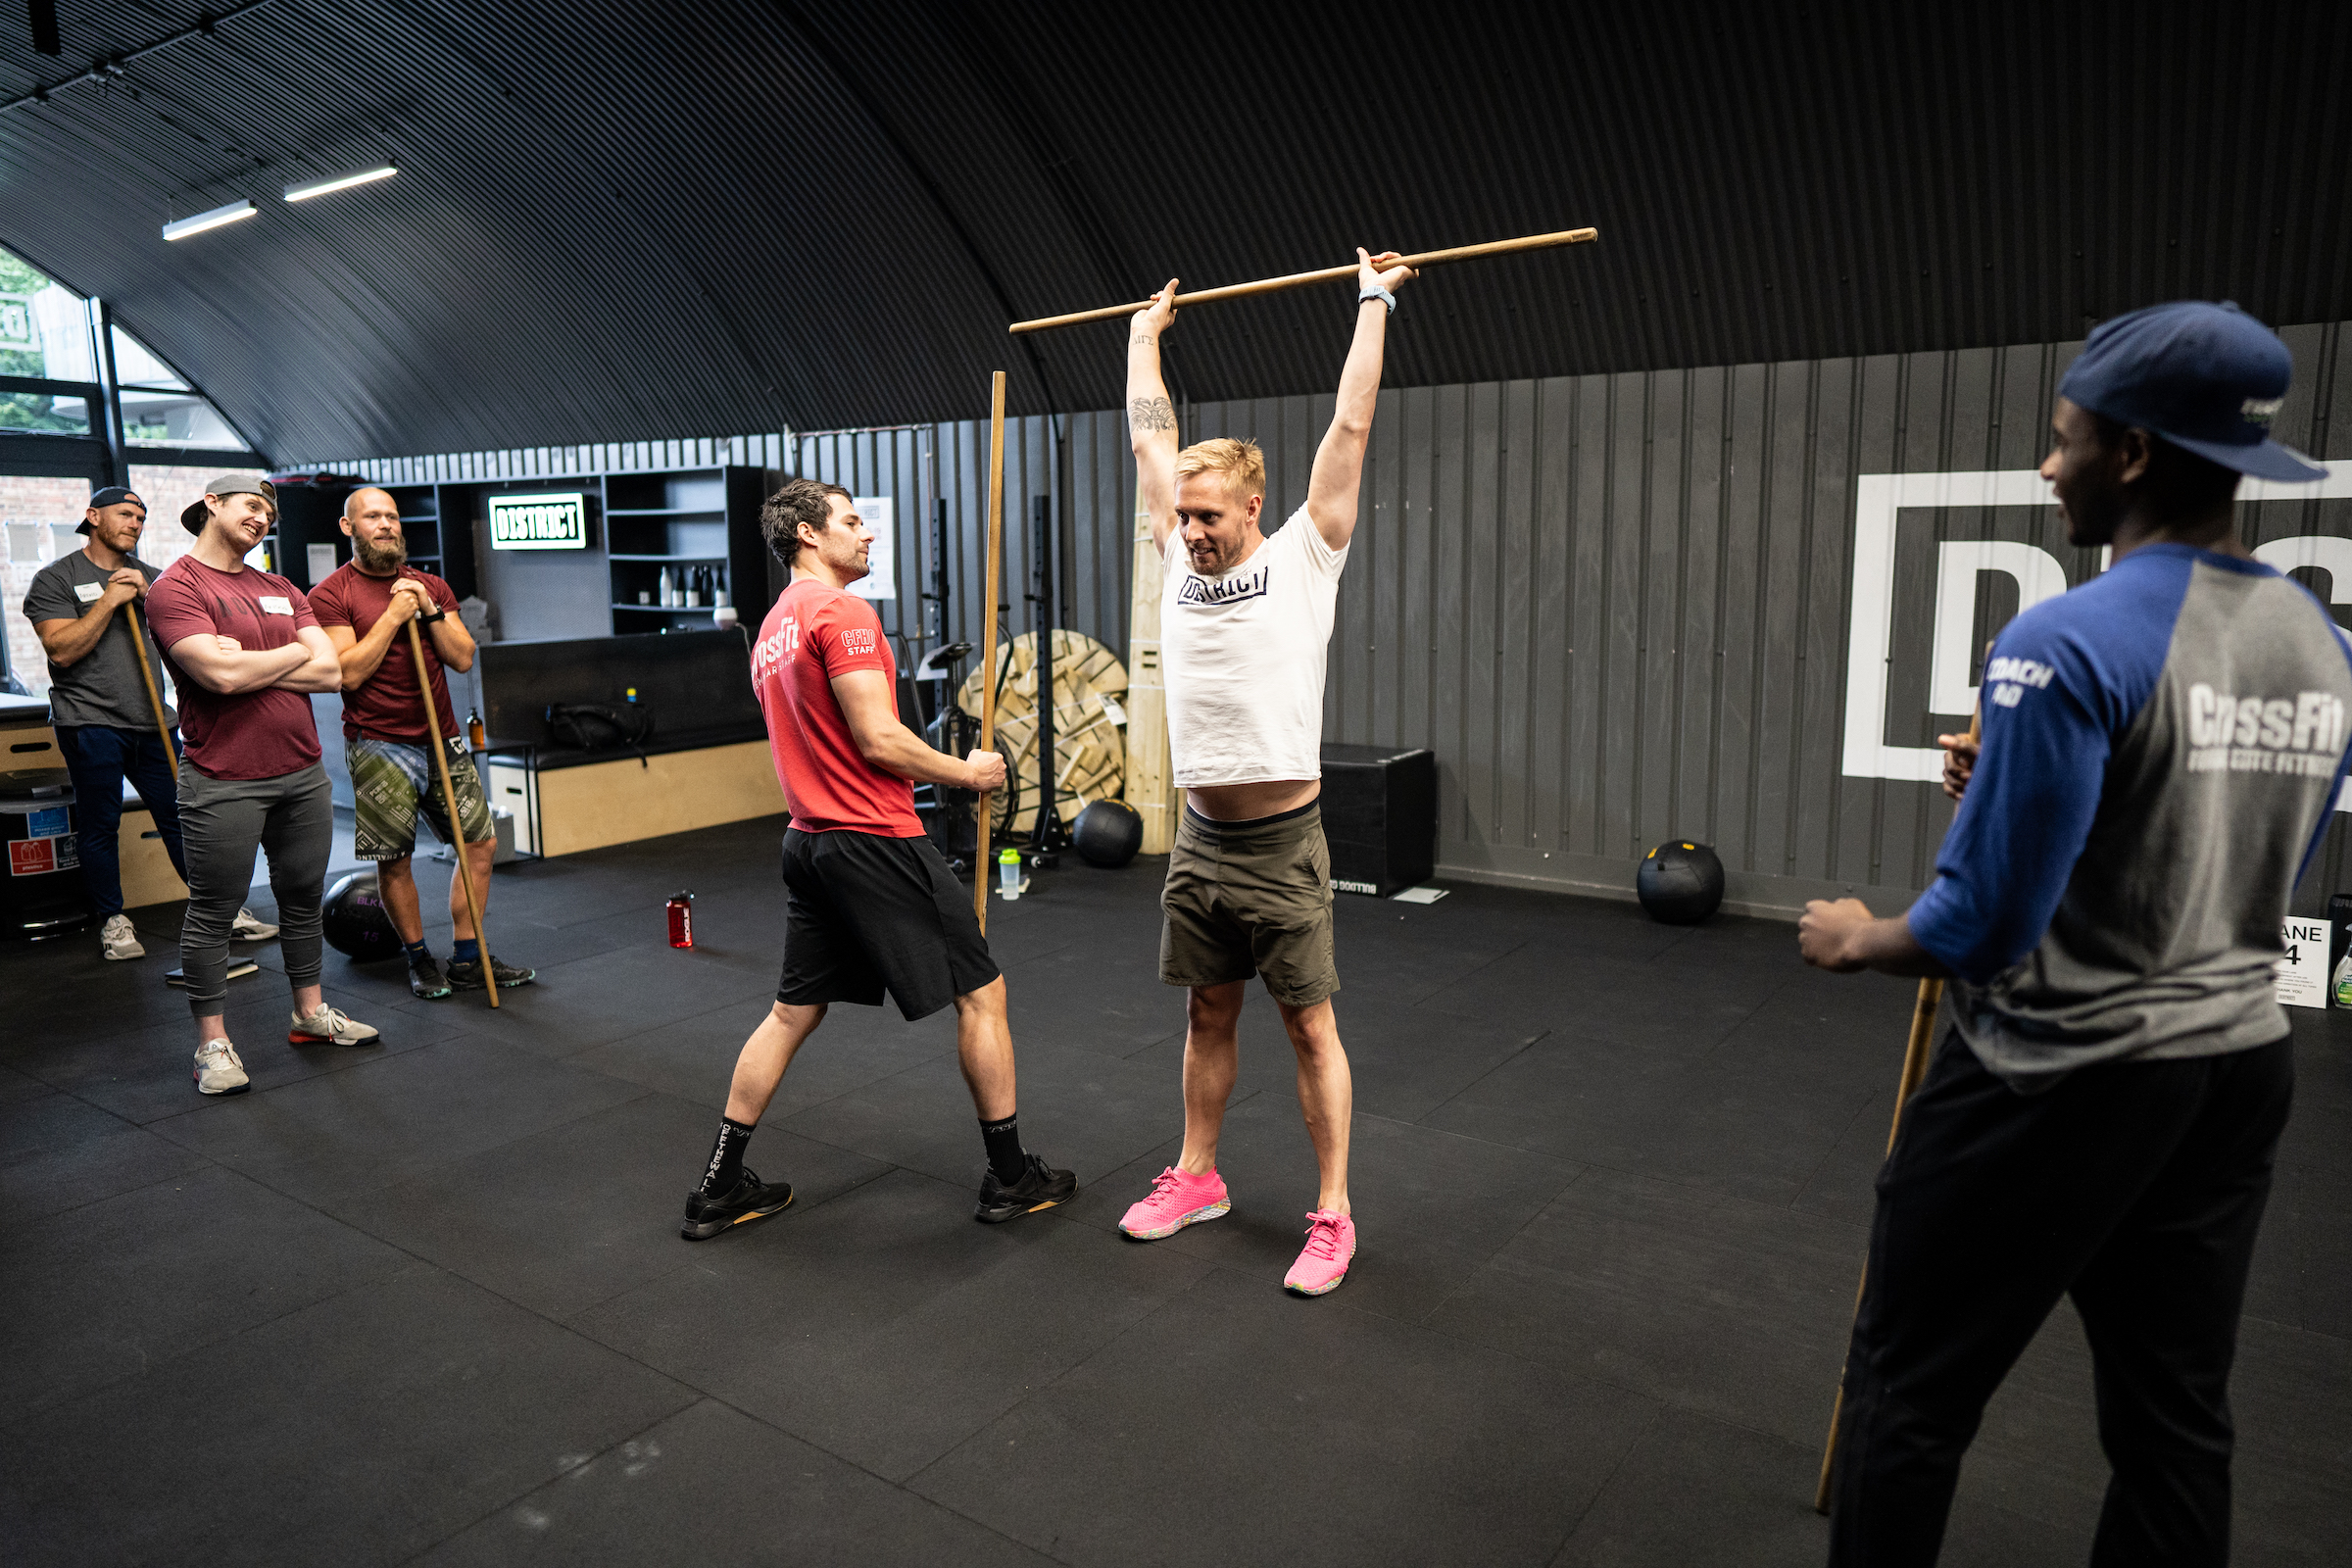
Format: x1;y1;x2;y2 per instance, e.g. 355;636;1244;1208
753;618;800;682
1176;565;1270;607
1984;656;2056;709
841;626;876;656
2185;684;2346;777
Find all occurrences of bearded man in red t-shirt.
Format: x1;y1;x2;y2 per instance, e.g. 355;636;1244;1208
680;479;1075;1239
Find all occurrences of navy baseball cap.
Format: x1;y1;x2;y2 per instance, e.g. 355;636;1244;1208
74;485;145;535
2058;301;2327;483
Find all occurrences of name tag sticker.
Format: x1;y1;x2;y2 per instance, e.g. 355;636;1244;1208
74;581;104;603
259;595;292;615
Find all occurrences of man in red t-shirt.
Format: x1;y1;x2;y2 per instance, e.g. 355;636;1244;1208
312;487;531;1000
145;473;383;1098
680;479;1075;1239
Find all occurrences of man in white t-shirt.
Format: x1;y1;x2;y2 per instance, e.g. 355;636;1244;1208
1113;248;1416;1297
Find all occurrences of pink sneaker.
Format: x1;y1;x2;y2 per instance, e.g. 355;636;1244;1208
1284;1210;1355;1296
1118;1166;1230;1239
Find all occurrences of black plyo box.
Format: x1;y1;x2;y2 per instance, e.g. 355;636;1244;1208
1319;744;1436;898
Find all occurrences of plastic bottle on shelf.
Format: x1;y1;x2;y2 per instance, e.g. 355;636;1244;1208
466;708;486;750
658;565;673;609
684;567;700;609
712;564;730;610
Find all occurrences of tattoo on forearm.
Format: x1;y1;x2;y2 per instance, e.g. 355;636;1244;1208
1128;395;1175;433
1131;333;1155;347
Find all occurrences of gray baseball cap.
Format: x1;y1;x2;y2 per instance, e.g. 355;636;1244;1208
180;472;278;534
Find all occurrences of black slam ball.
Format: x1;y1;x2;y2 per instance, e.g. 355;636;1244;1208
322;870;404;961
1637;840;1726;925
1073;799;1146;868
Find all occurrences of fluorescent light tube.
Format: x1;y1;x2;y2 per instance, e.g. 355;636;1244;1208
282;165;398;203
161;200;257;241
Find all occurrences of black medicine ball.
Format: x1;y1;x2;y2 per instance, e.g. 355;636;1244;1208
1073;800;1145;867
322;870;404;961
1637;840;1725;925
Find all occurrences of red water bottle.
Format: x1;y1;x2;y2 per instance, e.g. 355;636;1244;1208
666;890;694;949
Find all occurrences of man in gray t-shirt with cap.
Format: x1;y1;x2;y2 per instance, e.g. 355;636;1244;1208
23;486;278;961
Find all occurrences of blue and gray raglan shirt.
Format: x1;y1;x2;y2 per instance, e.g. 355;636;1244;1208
1907;543;2352;1088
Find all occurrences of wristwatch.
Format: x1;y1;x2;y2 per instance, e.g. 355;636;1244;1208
1359;282;1396;315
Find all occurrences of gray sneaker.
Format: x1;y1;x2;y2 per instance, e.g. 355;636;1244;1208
193;1039;249;1096
101;913;145;960
288;1004;379;1047
231;906;279;941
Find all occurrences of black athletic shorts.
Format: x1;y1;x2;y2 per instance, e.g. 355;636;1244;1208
777;827;1000;1021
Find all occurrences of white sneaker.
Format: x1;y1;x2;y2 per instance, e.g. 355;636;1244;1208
231;907;280;941
101;914;145;960
289;1004;379;1047
193;1039;250;1095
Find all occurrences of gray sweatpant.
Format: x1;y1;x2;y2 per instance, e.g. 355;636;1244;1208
177;761;333;1013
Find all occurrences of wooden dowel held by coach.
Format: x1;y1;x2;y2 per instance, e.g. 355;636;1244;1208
1812;703;1981;1513
1007;224;1598;334
405;617;497;1010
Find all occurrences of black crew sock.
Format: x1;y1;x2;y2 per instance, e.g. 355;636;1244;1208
402;939;431;965
980;1114;1027;1185
700;1116;756;1197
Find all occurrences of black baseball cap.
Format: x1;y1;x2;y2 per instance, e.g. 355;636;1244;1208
2057;301;2328;483
75;485;145;535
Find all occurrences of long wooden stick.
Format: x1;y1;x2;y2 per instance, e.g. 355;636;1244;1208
1008;226;1599;334
973;370;1007;932
122;600;178;782
407;618;496;1009
1814;708;1983;1513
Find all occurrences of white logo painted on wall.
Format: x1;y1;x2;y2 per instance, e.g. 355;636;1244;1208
1842;466;2352;807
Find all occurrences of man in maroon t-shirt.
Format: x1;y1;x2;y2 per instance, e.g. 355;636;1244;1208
679;479;1075;1240
145;473;382;1098
312;487;531;1000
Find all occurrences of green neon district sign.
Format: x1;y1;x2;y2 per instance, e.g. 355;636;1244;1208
488;492;588;550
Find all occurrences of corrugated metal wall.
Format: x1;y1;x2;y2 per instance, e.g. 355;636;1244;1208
324;318;2352;915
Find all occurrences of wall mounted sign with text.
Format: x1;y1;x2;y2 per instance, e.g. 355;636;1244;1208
1842;465;2352;810
488;492;589;551
845;496;895;601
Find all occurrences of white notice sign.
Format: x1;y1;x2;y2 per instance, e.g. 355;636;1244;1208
846;496;895;601
2276;916;2328;1008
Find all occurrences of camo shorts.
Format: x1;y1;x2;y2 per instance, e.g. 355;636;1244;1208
349;735;492;860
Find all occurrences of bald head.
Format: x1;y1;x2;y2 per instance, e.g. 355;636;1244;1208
341;487;407;575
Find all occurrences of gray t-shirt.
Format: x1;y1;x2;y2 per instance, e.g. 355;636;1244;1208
21;549;177;731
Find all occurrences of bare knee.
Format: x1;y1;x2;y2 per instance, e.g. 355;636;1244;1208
1187;983;1245;1036
1279;1000;1343;1057
377;857;416;888
954;975;1006;1021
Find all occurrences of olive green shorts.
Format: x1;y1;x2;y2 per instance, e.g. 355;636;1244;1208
1158;803;1339;1007
350;735;493;860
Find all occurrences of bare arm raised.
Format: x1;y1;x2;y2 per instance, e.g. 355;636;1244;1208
1126;280;1182;553
1305;249;1416;551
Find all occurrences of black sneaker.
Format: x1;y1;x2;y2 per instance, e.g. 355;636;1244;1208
409;953;453;1000
975;1152;1078;1224
450;955;535;990
681;1168;794;1241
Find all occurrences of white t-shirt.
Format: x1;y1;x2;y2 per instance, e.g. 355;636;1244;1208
1162;505;1348;787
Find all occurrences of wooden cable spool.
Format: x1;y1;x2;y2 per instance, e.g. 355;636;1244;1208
955;629;1129;837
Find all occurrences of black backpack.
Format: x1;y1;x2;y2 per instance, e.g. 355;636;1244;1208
544;703;654;766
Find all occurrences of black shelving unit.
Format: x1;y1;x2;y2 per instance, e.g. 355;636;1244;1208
602;466;766;634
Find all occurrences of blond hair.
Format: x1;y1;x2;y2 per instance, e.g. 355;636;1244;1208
1173;437;1265;500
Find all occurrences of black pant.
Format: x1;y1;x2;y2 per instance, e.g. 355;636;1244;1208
55;725;186;919
1830;1025;2293;1567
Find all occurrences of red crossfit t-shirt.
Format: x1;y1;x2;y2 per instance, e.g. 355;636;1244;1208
308;563;462;743
144;555;323;780
752;578;923;836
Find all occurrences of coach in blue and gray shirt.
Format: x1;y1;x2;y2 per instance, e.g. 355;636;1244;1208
1799;301;2349;1566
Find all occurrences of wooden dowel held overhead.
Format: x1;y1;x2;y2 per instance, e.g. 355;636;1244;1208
1007;225;1599;334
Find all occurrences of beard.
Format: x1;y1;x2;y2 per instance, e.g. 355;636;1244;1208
354;533;407;573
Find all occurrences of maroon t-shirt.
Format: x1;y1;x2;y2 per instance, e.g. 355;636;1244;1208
144;555;323;780
308;563;461;743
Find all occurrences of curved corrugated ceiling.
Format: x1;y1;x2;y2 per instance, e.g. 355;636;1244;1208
1;1;2348;461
